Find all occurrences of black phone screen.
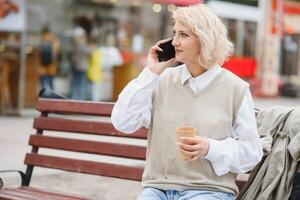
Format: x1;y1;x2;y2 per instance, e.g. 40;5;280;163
157;40;175;62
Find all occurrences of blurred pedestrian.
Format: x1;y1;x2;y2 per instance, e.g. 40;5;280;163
70;27;92;100
112;4;263;200
87;38;103;101
39;26;60;91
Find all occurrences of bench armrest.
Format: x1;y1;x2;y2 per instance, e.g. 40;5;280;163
0;170;26;189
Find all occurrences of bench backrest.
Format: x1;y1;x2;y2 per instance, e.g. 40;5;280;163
23;98;147;186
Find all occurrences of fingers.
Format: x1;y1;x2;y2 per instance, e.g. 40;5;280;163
177;136;210;160
177;142;198;151
152;45;161;51
151;38;172;53
150;45;163;53
178;148;200;162
179;136;200;145
177;142;201;160
178;148;199;157
156;38;171;46
162;58;176;65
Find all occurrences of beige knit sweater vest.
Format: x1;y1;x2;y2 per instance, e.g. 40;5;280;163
141;66;249;196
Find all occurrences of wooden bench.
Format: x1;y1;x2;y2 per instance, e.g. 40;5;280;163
0;98;247;200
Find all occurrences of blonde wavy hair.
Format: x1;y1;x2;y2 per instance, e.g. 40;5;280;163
173;4;233;69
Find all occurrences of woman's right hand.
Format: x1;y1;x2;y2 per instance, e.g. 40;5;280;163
147;39;176;75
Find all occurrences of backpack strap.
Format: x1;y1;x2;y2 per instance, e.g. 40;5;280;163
266;109;294;135
270;109;294;146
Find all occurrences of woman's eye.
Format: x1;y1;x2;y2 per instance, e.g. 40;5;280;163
173;31;188;38
180;33;188;37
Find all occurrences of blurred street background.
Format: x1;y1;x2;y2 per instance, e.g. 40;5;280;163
1;0;300;199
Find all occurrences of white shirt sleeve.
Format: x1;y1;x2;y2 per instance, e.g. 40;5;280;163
204;89;263;176
111;67;159;133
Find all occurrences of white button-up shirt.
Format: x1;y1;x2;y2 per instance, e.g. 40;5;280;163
111;64;263;176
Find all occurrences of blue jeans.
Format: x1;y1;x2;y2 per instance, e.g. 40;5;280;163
70;70;87;100
40;75;54;90
137;187;234;200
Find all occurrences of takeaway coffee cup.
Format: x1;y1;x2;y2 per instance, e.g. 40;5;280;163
176;126;197;160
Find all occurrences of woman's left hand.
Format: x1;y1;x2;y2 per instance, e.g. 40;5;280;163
177;136;210;161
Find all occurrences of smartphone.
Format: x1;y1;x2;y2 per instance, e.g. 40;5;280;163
157;39;175;62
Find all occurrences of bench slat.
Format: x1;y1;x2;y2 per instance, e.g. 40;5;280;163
0;193;28;200
36;98;114;116
33;117;148;139
19;186;88;200
29;135;146;160
0;187;88;200
0;192;29;200
0;189;38;200
24;153;144;181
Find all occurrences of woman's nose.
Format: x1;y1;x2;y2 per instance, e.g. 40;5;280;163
172;38;179;46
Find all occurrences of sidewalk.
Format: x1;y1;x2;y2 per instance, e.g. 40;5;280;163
1;97;299;199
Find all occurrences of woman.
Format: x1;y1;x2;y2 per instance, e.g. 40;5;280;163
112;4;263;200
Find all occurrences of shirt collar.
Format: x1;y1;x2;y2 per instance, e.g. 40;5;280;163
181;64;223;88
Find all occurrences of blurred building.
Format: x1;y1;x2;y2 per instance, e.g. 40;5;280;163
0;0;167;113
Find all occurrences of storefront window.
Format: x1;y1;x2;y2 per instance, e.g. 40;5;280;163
226;19;256;57
281;34;300;75
244;21;256;57
227;19;238;54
